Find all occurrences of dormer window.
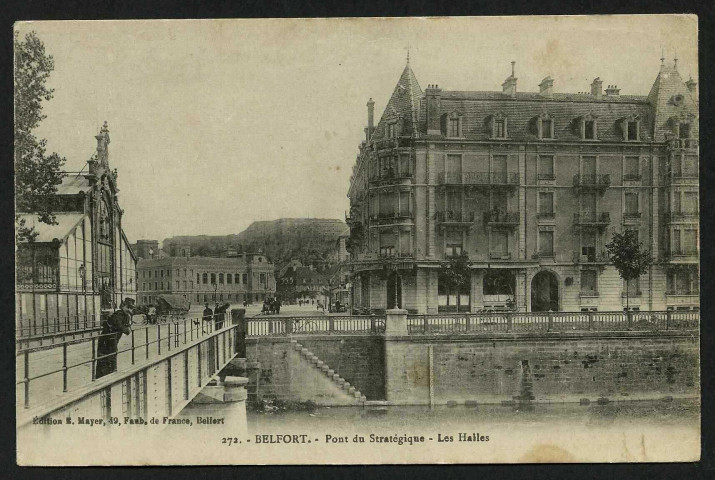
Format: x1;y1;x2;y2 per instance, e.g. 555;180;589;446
491;113;508;139
443;111;464;138
537;113;554;139
679;122;691;139
581;114;598;140
622;115;640;141
387;123;396;138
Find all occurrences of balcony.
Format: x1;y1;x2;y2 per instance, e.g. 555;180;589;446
537;212;555;221
538;174;556;181
16;264;59;288
667;139;699;150
483;211;520;227
573;251;610;264
437;171;519;188
376;211;413;225
436;210;476;226
572;174;610;192
573;212;610;229
379;251;414;260
369;171;414;187
623;212;642;222
489;252;513;260
666;249;698;263
665;211;699;223
623;174;642;182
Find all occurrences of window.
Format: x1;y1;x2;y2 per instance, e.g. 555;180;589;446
260;273;266;287
625;120;639;141
624;156;640;181
683;192;698;214
219;273;224;284
176;269;179;277
625;192;639;217
227;274;232;284
183;268;187;277
683;229;697;254
667;268;699;295
183;280;187;289
483;270;515;295
679;123;691;139
438;272;470;312
539;230;554;257
161;270;164;278
538;155;555;180
235;273;240;284
242;273;247;284
683;155;698;177
581;270;598;295
154;282;158;290
493;118;506;138
202;273;207;284
399;191;411;216
448;118;459;137
581;231;596;261
490;230;509;258
445;230;463;257
584;120;596;140
539;116;554;139
387;123;396;138
210;273;216;284
197;273;200;284
538;192;554;218
623;276;641;296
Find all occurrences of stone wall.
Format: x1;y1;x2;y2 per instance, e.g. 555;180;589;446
385;332;699;405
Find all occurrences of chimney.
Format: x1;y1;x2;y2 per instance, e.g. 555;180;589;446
502;61;517;98
686;76;697;95
425;84;442;136
366;98;375;141
605;84;620;96
539;77;554;99
590;77;603;99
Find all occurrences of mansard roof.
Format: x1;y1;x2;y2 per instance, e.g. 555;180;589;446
647;64;699;142
416;93;653;142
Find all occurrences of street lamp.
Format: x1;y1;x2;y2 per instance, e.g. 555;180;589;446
78;263;86;293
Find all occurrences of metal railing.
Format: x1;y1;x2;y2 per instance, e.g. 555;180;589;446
406;310;699;335
246;316;386;336
16;312;228;410
668;139;699;150
484;211;520;225
16;314;102;344
438;172;520;186
16;264;59;285
573;174;611;188
573;212;611;225
436;211;476;223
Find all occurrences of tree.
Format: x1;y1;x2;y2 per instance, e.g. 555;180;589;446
605;230;652;311
439;251;472;309
14;31;66;242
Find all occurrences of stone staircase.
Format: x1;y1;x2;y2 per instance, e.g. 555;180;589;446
290;340;366;405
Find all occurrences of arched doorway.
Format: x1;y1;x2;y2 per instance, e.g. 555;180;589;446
386;272;402;309
531;271;559;312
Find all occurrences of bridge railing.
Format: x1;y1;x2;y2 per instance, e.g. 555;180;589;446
406;310;699;334
16;314;102;345
16;312;229;411
246;315;386;336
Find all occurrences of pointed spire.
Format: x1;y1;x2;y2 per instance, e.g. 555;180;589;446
406;44;410;65
661;47;665;66
674;49;678;70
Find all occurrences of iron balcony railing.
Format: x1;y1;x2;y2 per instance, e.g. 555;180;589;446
573;251;610;264
483;211;520;226
665;211;699;223
573;174;611;189
538;173;556;181
573;212;611;227
668;248;699;257
436;211;476;223
536;212;555;220
376;211;413;224
438;172;520;186
667;139;699;150
16;265;59;286
623;173;642;181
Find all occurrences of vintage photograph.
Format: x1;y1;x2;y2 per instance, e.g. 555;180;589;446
14;16;700;465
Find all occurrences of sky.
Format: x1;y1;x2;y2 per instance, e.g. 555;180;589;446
15;16;698;243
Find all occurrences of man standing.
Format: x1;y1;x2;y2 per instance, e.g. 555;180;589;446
95;298;135;379
202;303;213;334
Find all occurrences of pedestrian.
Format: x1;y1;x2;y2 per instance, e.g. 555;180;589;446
147;304;156;324
275;297;281;314
202;303;213;334
95;298;134;379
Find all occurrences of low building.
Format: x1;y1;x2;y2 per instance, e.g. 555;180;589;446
277;263;329;305
15;122;137;337
136;253;275;306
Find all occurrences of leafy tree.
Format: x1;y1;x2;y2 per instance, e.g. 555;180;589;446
14;31;66;242
439;251;472;308
606;230;653;311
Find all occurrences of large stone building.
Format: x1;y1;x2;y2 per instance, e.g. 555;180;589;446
16;122;137;337
345;58;699;314
136;253;276;306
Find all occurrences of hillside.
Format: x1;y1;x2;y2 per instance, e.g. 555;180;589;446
163;218;348;270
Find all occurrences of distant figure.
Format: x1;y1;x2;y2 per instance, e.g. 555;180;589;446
317;300;324;312
147;304;157;324
95;298;134;379
214;302;229;329
202;303;213;333
275;298;281;314
299;299;303;307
